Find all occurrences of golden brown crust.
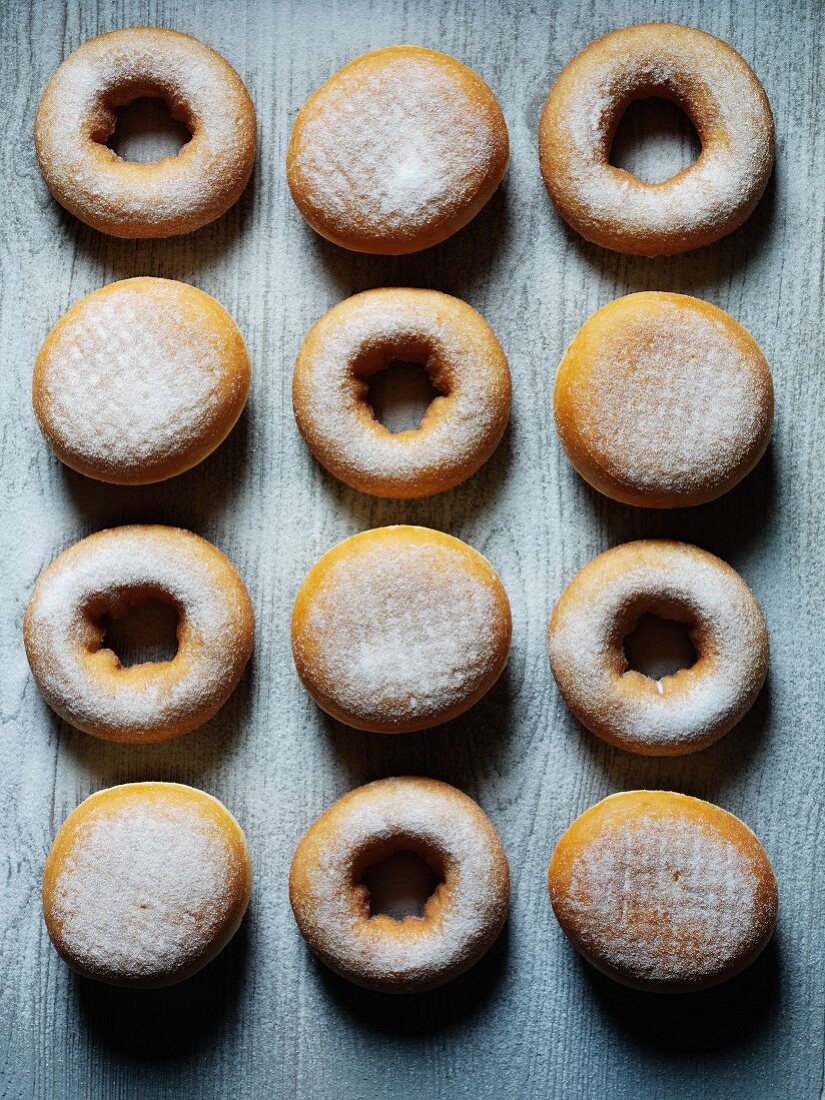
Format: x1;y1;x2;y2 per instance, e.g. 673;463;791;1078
538;23;774;256
43;783;252;988
291;526;511;733
35;27;256;238
33;278;251;484
548;791;778;991
24;526;255;743
547;540;768;756
293;288;511;498
289;777;509;993
554;293;773;507
287;46;508;254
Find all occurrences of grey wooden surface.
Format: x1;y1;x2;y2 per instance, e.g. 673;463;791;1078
1;1;823;1097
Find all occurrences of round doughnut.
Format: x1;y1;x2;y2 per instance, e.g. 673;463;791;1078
35;27;256;238
554;293;773;507
547;540;767;756
24;525;254;743
289;777;509;993
33;278;251;485
548;790;778;991
291;526;511;733
293;288;511;498
538;23;774;256
287;46;509;254
43;783;252;987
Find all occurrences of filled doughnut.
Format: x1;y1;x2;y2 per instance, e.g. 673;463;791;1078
287;46;509;254
547;540;767;755
35;27;256;238
554;292;773;507
24;526;254;743
538;23;774;256
291;526;511;733
548;790;778;991
293;288;511;498
34;278;251;484
289;777;509;993
43;782;252;987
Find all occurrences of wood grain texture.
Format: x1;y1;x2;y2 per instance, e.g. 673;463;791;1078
1;0;823;1097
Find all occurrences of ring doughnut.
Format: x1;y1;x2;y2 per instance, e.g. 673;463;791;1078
291;526;511;733
287;46;509;254
548;790;778;991
24;526;254;743
554;292;773;507
547;540;767;756
34;278;251;484
35;27;256;238
538;23;774;256
289;777;509;993
293;288;511;498
43;783;252;987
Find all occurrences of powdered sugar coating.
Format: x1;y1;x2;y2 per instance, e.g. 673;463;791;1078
554;292;773;506
292;526;511;732
549;791;778;990
289;777;509;992
24;526;254;742
539;24;774;256
43;784;251;986
548;540;768;755
34;278;251;484
293;288;511;498
35;27;256;237
287;46;508;253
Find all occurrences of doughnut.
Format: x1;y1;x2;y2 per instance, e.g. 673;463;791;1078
287;46;509;254
291;526;511;733
289;777;509;993
548;790;778;991
538;24;774;256
35;27;256;238
547;540;767;756
24;526;254;743
43;783;252;987
293;288;511;498
554;293;773;507
33;278;251;484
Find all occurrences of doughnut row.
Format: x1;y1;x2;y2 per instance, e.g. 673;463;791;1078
27;22;780;996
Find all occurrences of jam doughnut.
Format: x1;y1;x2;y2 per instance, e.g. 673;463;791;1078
24;526;254;743
287;46;509;254
291;526;511;733
33;278;251;485
35;27;256;238
293;288;511;498
547;540;767;756
554;293;773;507
548;790;778;991
289;777;509;993
43;783;252;987
538;24;774;256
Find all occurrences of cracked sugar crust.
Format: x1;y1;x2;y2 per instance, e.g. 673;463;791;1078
554;293;773;507
287;46;509;253
33;278;251;484
291;527;511;732
43;783;252;987
549;791;778;990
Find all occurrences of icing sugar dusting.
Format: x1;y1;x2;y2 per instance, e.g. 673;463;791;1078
49;796;236;981
294;532;510;729
289;51;501;243
35;279;248;479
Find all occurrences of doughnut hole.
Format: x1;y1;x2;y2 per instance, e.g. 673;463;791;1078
83;585;184;671
366;360;441;433
353;836;448;924
623;612;699;680
610;96;701;184
107;96;192;163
